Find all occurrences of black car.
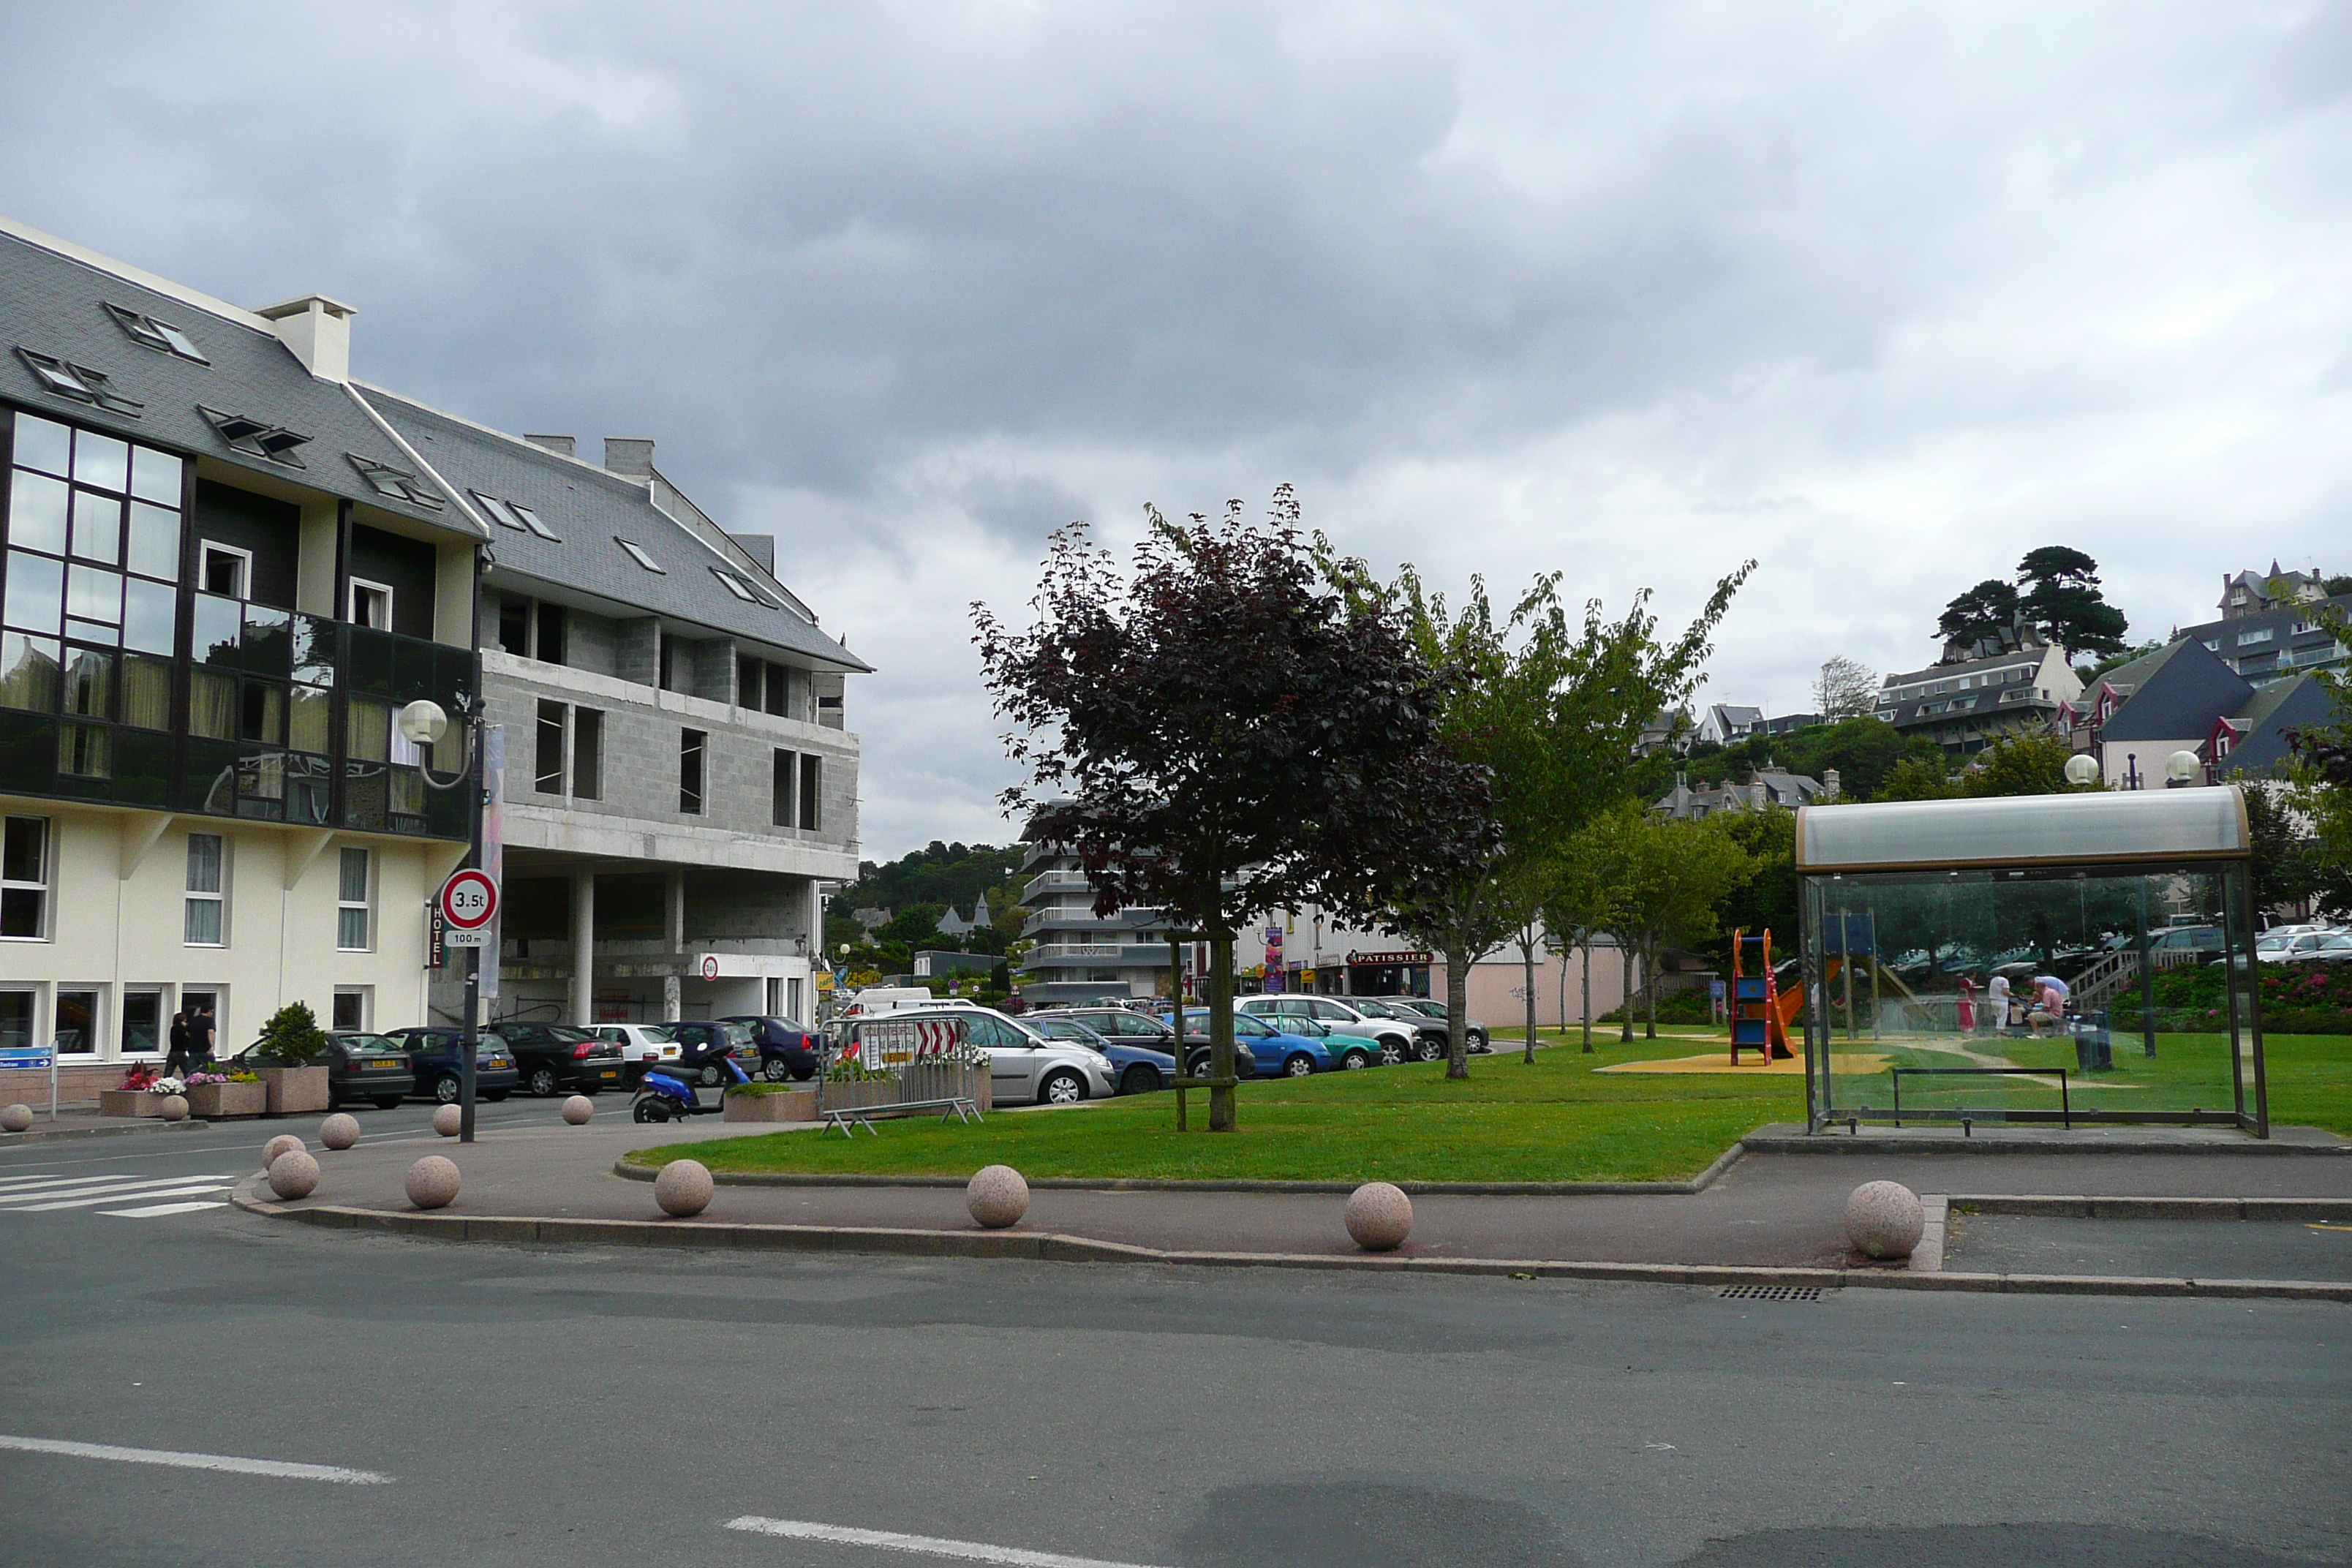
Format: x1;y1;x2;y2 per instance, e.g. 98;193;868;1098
492;1021;626;1097
379;1028;521;1104
230;1030;415;1111
717;1015;823;1082
660;1020;755;1087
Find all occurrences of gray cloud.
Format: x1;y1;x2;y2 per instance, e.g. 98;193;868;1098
4;1;2347;856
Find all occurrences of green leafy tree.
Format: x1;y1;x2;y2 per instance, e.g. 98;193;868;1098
1606;807;1752;1039
2284;601;2352;918
1714;806;1798;968
2016;546;2129;657
1937;578;2020;649
1874;755;1957;802
1547;815;1629;1052
2231;775;2315;914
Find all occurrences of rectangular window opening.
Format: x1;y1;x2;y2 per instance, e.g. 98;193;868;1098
572;708;602;801
185;832;225;946
348;578;392;630
336;847;371;951
536;701;568;794
535;602;565;666
616;538;664;573
679;728;706;815
772;748;794;827
1;816;48;940
798;752;820;832
200;543;251;600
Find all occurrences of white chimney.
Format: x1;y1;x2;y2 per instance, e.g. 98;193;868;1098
255;295;357;382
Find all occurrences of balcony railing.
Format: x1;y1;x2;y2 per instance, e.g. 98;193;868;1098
1022;869;1091;902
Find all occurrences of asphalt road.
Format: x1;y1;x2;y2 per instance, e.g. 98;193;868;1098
1;1117;2347;1568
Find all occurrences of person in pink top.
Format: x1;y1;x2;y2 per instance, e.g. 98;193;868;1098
2027;979;2065;1037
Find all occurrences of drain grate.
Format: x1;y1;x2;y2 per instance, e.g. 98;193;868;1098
1718;1284;1822;1302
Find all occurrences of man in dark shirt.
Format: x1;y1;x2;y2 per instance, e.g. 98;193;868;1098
163;1009;195;1077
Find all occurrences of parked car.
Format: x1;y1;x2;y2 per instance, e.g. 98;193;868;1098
1172;1009;1334;1077
661;1020;757;1087
2300;932;2352;964
589;1022;682;1082
899;1005;1117;1106
493;1021;626;1097
718;1015;825;1082
229;1030;414;1110
1024;1014;1176;1096
2148;925;2225;961
378;1028;519;1104
1237;994;1424;1061
1363;996;1489;1054
839;987;936;1017
1031;1006;1182;1048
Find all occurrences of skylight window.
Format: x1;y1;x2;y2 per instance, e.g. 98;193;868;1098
103;304;209;364
711;568;761;604
14;348;144;415
471;491;559;540
199;405;309;467
348;453;445;510
615;538;664;573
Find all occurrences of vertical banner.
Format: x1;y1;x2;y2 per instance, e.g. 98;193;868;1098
480;724;505;1000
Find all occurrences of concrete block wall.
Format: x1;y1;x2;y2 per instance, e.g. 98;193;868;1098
686;868;813;943
690;638;735;705
565;608;620;677
616;619;660;688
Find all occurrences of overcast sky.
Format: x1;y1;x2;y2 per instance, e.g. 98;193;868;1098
5;3;2345;861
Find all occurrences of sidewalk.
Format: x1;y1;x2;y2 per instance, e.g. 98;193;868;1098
227;1109;2352;1296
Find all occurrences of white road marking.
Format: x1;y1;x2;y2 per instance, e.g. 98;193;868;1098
99;1200;230;1218
0;1435;393;1484
0;1172;241;1204
725;1518;1177;1567
11;1183;237;1213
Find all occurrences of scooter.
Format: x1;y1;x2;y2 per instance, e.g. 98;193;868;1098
631;1048;750;1122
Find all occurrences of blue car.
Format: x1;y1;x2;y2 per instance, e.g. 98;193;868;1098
1025;1014;1178;1096
1167;1009;1333;1078
379;1027;520;1104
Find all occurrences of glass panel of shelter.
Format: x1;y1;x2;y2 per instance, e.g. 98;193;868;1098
1804;862;2258;1132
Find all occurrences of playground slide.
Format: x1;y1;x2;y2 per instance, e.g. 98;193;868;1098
1773;957;1841;1030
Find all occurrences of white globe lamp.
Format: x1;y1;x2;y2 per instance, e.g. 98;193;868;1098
397;699;448;749
2062;753;2101;788
2166;749;2202;786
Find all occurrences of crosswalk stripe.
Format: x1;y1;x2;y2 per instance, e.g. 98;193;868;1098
12;1183;235;1213
0;1174;244;1207
99;1200;230;1218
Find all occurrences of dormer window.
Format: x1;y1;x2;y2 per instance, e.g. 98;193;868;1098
199;406;308;467
102;304;208;364
348;453;445;510
615;538;664;573
14;348;144;415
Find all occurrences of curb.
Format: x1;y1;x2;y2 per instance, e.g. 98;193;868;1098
1742;1124;2351;1157
1948;1194;2352;1222
229;1177;2352;1303
606;1138;1750;1197
0;1118;211;1147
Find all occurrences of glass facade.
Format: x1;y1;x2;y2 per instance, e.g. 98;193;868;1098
0;409;472;840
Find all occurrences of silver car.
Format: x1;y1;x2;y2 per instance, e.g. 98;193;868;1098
1237;995;1425;1061
900;1006;1116;1107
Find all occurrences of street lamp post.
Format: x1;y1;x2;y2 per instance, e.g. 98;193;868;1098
402;696;486;1143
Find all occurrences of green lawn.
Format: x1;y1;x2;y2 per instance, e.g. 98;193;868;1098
630;1033;2351;1186
632;1035;1801;1185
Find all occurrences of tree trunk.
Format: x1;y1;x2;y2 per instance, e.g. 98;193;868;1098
1444;942;1471;1080
1644;941;1659;1039
1619;941;1635;1044
1520;927;1538;1065
1169;936;1187;1132
1209;932;1237;1131
1580;938;1594;1052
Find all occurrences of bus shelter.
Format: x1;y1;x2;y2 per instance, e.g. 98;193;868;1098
1791;787;2265;1136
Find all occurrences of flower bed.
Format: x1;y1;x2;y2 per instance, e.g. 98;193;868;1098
2109;962;2352;1036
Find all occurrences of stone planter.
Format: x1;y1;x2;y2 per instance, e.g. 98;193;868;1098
723;1088;818;1123
258;1066;331;1115
98;1089;165;1118
186;1080;267;1119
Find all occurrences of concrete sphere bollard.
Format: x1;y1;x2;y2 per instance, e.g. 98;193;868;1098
653;1158;715;1217
319;1112;361;1150
1344;1182;1414;1251
560;1094;594;1126
965;1164;1030;1229
157;1094;189;1123
262;1133;306;1169
267;1149;320;1199
1;1103;32;1133
431;1103;463;1137
405;1154;461;1210
1844;1180;1926;1260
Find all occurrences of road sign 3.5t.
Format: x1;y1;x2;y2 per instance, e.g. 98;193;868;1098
438;868;499;947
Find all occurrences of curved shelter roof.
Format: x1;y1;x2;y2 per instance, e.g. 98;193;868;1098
1794;787;2250;874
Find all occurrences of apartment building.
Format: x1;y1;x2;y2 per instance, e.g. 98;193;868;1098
1874;633;2081;755
0;219;482;1098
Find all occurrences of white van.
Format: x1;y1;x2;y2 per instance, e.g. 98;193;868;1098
840;987;936;1017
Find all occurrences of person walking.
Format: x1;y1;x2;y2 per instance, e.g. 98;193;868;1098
162;1008;195;1077
191;1006;217;1069
1956;975;1977;1035
1986;973;2013;1036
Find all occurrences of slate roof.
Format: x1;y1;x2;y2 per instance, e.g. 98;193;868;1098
2222;676;2340;776
1875;644;2065;731
2097;639;2250;741
0;219;480;539
361;388;868;671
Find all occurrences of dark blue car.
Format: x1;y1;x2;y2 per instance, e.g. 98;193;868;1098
1023;1014;1177;1096
1167;1009;1333;1078
379;1027;521;1104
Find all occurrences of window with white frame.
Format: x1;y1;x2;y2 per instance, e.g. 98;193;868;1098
336;847;371;951
1;815;48;939
332;987;369;1030
185;832;225;945
200;541;251;600
348;578;393;630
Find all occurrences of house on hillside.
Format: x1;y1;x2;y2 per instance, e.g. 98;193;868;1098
2077;634;2337;788
1655;769;1833;821
2170;592;2350;688
1692;704;1763;746
935;893;991;938
1875;628;2081;756
2217;563;2329;620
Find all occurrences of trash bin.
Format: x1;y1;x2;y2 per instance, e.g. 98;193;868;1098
2072;1011;2114;1073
